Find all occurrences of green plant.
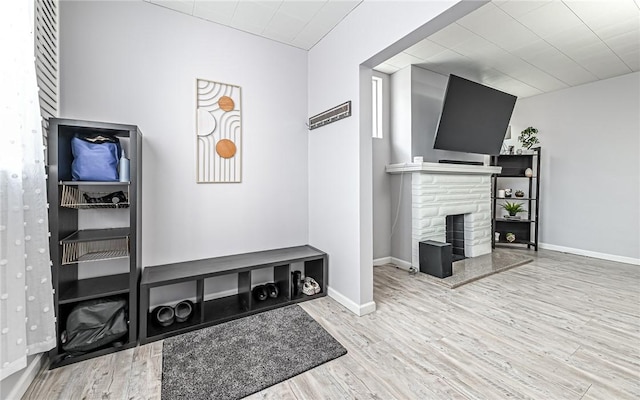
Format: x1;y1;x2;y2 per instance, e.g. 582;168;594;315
500;201;526;216
518;126;539;149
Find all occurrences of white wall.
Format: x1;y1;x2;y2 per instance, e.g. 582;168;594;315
59;1;309;277
372;71;391;261
508;72;640;263
307;1;485;313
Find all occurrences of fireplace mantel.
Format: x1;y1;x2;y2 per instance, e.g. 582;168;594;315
386;162;501;175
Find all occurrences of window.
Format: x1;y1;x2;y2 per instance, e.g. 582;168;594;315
372;76;383;139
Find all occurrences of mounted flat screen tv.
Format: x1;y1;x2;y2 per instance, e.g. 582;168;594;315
433;74;517;156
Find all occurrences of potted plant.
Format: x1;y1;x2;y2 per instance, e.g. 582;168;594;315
518;127;539;150
500;201;526;218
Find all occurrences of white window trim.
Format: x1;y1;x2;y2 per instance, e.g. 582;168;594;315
372;76;383;139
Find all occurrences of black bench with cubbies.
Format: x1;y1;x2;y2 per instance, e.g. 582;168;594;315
139;245;327;344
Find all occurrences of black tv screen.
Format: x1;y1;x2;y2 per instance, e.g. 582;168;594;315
433;75;517;156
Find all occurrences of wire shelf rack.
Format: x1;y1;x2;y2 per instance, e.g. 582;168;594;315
61;185;129;209
61;237;130;265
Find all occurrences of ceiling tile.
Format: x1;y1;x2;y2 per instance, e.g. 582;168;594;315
517;2;584;38
591;16;640;42
385;52;423;69
578;52;632;79
231;1;280;33
522;46;596;86
495;0;551;19
428;23;474;48
403;39;448;60
373;63;400;75
278;1;326;21
192;1;238;25
544;24;600;53
456;2;540;51
565;0;639;39
263;12;306;42
146;0;195;15
313;0;361;29
292;20;330;48
618;48;640;70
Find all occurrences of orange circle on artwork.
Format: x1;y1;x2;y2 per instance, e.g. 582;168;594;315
216;139;237;159
218;96;235;112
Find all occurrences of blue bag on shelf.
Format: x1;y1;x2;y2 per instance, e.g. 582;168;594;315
71;134;121;181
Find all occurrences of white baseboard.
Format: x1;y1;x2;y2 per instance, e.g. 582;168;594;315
327;286;376;316
390;257;413;271
3;353;47;400
373;256;391;266
540;243;640;266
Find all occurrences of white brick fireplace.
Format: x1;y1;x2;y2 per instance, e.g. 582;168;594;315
386;162;501;268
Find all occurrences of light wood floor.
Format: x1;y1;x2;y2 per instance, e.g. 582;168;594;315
24;250;640;399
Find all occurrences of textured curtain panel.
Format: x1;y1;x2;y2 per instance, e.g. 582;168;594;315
0;0;56;380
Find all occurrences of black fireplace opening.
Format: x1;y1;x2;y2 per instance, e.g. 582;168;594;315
446;214;466;262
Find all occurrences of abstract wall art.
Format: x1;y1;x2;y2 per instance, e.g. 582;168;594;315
196;79;242;183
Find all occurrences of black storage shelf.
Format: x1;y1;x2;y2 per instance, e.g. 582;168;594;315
493;197;536;201
491;148;541;251
48;118;142;369
59;181;130;186
496;240;535;246
495;218;535;223
52;341;137;369
139;245;327;344
141;246;326;288
60;228;129;243
58;273;130;304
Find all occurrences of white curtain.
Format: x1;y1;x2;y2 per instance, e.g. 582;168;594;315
0;0;56;380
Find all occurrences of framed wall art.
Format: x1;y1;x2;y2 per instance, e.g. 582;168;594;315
196;78;242;183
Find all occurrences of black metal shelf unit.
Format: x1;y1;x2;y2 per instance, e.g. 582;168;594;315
491;148;541;250
139;245;327;344
47;118;142;368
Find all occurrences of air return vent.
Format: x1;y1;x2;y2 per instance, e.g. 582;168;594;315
308;101;351;130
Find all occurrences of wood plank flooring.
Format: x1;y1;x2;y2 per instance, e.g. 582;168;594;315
23;250;640;399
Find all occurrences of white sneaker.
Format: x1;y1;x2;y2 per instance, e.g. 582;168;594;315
302;277;321;295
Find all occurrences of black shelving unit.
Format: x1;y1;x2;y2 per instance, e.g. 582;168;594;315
47;118;141;368
491;148;540;250
139;245;327;344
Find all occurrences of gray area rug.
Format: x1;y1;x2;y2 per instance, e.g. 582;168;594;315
161;304;347;400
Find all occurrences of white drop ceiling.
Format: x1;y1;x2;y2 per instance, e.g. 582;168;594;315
144;0;639;99
144;0;363;50
375;0;640;98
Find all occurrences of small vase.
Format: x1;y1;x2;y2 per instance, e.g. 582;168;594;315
525;168;533;178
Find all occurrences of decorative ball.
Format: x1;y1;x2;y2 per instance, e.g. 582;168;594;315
525;168;533;177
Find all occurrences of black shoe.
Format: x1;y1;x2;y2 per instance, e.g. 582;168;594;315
252;285;268;301
174;300;194;323
152;305;175;327
265;282;279;298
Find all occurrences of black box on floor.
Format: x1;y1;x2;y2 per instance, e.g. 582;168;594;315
419;240;452;278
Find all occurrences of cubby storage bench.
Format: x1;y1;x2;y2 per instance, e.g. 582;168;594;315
139;245;327;344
